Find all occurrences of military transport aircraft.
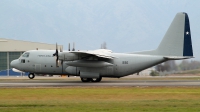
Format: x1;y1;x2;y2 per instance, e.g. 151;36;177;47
11;12;193;82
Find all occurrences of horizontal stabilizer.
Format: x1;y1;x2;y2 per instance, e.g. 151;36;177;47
164;56;194;60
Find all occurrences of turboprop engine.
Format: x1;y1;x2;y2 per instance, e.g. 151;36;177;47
58;52;79;61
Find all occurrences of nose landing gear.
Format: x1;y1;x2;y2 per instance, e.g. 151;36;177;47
28;73;35;79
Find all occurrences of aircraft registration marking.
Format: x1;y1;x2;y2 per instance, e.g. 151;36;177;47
38;55;52;57
122;61;128;64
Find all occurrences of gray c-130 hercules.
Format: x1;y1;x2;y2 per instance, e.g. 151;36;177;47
11;12;193;82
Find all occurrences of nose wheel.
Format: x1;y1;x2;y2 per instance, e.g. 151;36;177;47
28;73;35;79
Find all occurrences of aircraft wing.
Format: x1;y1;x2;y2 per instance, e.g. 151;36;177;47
58;49;115;61
71;49;114;59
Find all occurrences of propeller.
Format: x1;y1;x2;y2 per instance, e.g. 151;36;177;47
68;43;70;51
68;42;75;51
60;46;63;65
53;43;59;67
72;42;75;51
60;46;63;52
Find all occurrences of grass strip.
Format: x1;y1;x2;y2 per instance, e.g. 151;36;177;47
0;87;200;112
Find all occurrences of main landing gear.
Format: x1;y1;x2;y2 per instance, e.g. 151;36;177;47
81;77;102;82
28;73;35;79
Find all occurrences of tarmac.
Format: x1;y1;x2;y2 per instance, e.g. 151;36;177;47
0;76;200;87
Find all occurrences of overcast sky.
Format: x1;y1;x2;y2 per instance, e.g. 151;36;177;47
0;0;199;60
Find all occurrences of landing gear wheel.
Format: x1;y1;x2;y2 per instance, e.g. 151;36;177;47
90;77;102;82
81;78;90;82
28;73;35;79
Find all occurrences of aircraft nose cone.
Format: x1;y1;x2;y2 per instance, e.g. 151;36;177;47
10;59;19;68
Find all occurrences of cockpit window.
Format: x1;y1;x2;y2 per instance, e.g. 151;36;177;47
22;52;30;57
21;59;25;63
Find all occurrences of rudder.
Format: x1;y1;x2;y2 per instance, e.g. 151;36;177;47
183;13;193;56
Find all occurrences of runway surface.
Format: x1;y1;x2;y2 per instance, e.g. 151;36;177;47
0;78;200;87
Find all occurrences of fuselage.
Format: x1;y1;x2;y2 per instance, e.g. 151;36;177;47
11;50;167;78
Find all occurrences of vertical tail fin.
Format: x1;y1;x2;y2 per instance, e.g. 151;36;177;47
156;12;193;57
135;12;193;58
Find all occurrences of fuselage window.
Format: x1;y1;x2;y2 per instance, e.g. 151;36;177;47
22;52;30;57
21;59;25;63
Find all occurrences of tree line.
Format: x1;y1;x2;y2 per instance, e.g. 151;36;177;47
155;60;200;72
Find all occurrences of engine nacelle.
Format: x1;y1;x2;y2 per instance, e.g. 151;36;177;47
58;52;79;61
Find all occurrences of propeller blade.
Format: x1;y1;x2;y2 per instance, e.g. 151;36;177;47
74;42;75;51
68;43;70;51
61;60;63;65
61;54;65;66
56;43;58;50
72;42;75;51
53;43;58;56
56;49;59;67
53;43;59;67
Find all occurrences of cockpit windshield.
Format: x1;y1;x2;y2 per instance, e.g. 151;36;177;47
22;52;30;57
